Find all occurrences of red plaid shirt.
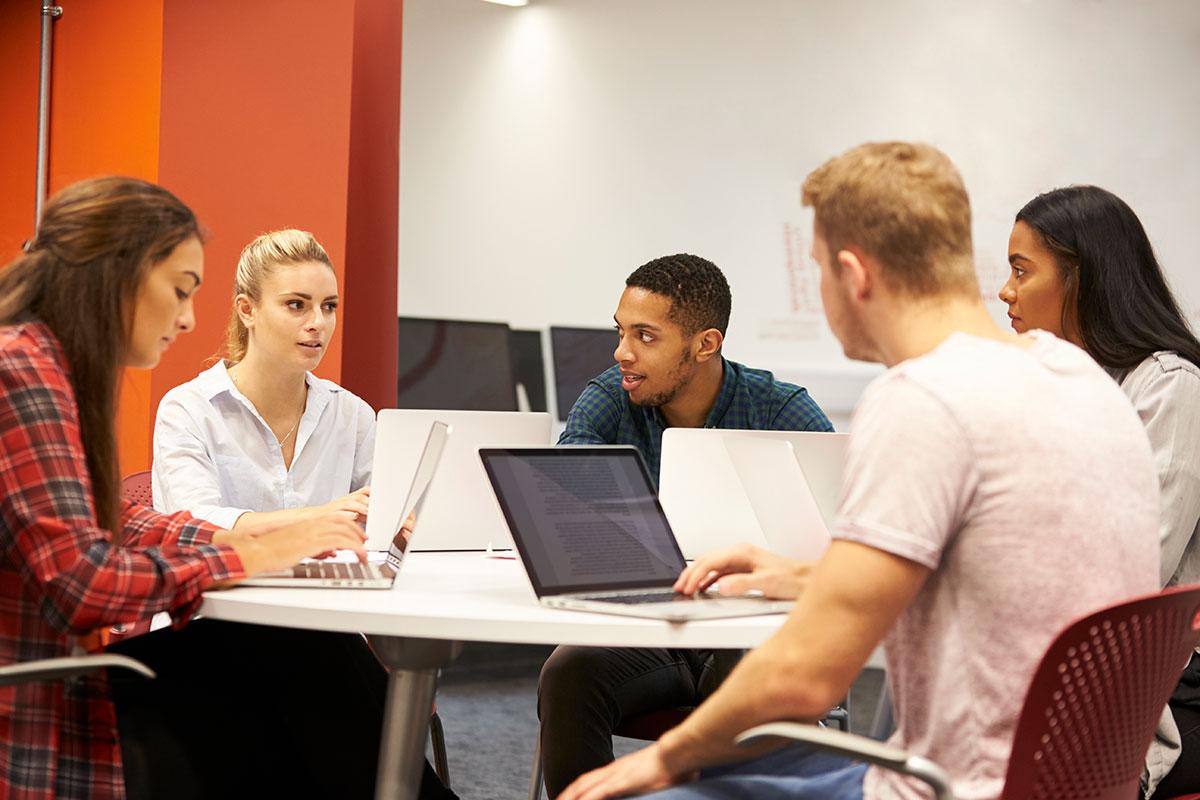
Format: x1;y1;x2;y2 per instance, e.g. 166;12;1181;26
0;322;245;800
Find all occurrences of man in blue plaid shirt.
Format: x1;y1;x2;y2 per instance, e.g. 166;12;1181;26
538;254;833;797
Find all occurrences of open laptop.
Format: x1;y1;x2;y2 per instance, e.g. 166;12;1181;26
658;429;848;560
239;421;450;588
365;409;552;551
479;446;794;622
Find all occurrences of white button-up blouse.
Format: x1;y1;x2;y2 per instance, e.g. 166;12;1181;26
151;361;375;529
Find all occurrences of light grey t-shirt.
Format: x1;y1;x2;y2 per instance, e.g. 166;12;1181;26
835;332;1160;800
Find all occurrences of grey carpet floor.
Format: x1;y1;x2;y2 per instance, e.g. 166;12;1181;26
430;643;885;800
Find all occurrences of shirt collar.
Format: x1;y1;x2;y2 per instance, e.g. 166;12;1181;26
648;357;736;429
194;359;338;403
702;358;737;427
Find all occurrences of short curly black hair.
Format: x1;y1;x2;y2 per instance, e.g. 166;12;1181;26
625;253;731;336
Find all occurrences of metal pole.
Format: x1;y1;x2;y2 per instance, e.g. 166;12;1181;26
35;3;63;231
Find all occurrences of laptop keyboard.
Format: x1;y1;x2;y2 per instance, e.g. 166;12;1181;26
577;590;693;605
291;562;388;580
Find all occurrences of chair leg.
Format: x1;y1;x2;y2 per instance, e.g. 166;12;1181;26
429;712;451;789
528;730;544;800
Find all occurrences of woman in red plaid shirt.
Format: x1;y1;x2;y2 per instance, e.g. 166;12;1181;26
0;178;420;799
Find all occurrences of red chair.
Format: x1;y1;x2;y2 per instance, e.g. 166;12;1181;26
738;584;1200;800
121;469;153;507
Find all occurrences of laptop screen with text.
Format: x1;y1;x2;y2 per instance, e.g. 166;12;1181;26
481;448;687;596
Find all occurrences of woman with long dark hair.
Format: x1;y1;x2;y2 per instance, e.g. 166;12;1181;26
0;177;447;800
999;185;1200;798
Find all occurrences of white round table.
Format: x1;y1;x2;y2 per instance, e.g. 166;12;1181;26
200;552;788;799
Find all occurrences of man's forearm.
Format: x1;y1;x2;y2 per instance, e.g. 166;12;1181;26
657;635;832;775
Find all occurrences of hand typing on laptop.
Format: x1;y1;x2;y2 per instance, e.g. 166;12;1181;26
674;543;814;600
212;512;369;585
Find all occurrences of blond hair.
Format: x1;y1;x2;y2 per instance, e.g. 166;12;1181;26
224;229;334;363
801;142;977;297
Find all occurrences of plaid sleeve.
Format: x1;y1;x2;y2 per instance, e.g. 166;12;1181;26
772;387;835;432
120;498;221;550
558;381;622;444
0;345;244;635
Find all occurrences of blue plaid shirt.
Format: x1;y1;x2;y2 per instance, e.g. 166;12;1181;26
558;358;833;483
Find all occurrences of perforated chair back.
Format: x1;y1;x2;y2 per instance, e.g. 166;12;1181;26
999;584;1200;800
121;470;153;507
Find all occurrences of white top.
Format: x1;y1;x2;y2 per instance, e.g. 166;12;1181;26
835;332;1159;800
200;552;785;649
152;361;376;528
1114;352;1200;797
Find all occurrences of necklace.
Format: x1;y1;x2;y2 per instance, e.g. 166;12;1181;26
229;367;304;448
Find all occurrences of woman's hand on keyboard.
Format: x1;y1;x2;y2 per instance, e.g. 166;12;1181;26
318;485;371;522
222;513;369;576
672;543;813;600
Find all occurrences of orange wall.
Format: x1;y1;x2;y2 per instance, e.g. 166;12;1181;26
0;0;401;477
342;0;403;411
0;0;165;477
0;4;41;260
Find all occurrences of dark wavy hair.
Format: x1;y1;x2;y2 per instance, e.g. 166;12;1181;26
625;253;732;337
0;177;200;538
1015;185;1200;370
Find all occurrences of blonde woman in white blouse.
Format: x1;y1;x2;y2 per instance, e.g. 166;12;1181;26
998;186;1200;799
150;229;456;799
153;229;374;530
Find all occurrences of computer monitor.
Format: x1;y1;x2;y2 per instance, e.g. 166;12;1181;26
549;326;618;420
397;317;517;411
509;329;548;413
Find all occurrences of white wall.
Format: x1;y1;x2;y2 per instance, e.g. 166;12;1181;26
399;0;1200;418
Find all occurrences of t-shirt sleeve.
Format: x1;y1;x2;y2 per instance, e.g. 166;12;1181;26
833;374;979;570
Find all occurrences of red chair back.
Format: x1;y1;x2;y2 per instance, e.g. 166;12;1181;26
1000;584;1200;800
121;470;153;507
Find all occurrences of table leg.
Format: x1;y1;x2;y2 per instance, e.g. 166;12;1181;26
367;636;464;800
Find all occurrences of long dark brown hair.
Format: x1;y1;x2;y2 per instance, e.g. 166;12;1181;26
0;177;200;538
1016;186;1200;371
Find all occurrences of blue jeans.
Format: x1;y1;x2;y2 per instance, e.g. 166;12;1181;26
642;744;866;800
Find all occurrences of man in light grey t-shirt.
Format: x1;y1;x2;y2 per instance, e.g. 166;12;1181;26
555;142;1161;800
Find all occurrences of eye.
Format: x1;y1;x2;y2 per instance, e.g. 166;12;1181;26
639;331;654;343
1012;266;1026;279
286;299;304;310
322;302;338;312
175;288;189;301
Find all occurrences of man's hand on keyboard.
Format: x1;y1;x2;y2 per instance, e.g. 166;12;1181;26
672;543;813;600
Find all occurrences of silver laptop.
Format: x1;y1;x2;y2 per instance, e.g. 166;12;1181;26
659;429;847;560
364;409;552;551
239;421;450;588
479;446;794;622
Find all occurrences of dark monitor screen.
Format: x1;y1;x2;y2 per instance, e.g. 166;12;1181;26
397;317;517;411
509;329;548;413
549;326;618;421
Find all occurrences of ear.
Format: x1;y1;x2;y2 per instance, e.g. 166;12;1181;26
694;328;724;362
836;249;873;302
234;294;256;330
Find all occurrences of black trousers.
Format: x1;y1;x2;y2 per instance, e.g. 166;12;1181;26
1154;652;1200;797
108;619;456;800
536;645;740;799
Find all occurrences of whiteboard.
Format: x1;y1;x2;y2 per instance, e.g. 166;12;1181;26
398;0;1200;415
